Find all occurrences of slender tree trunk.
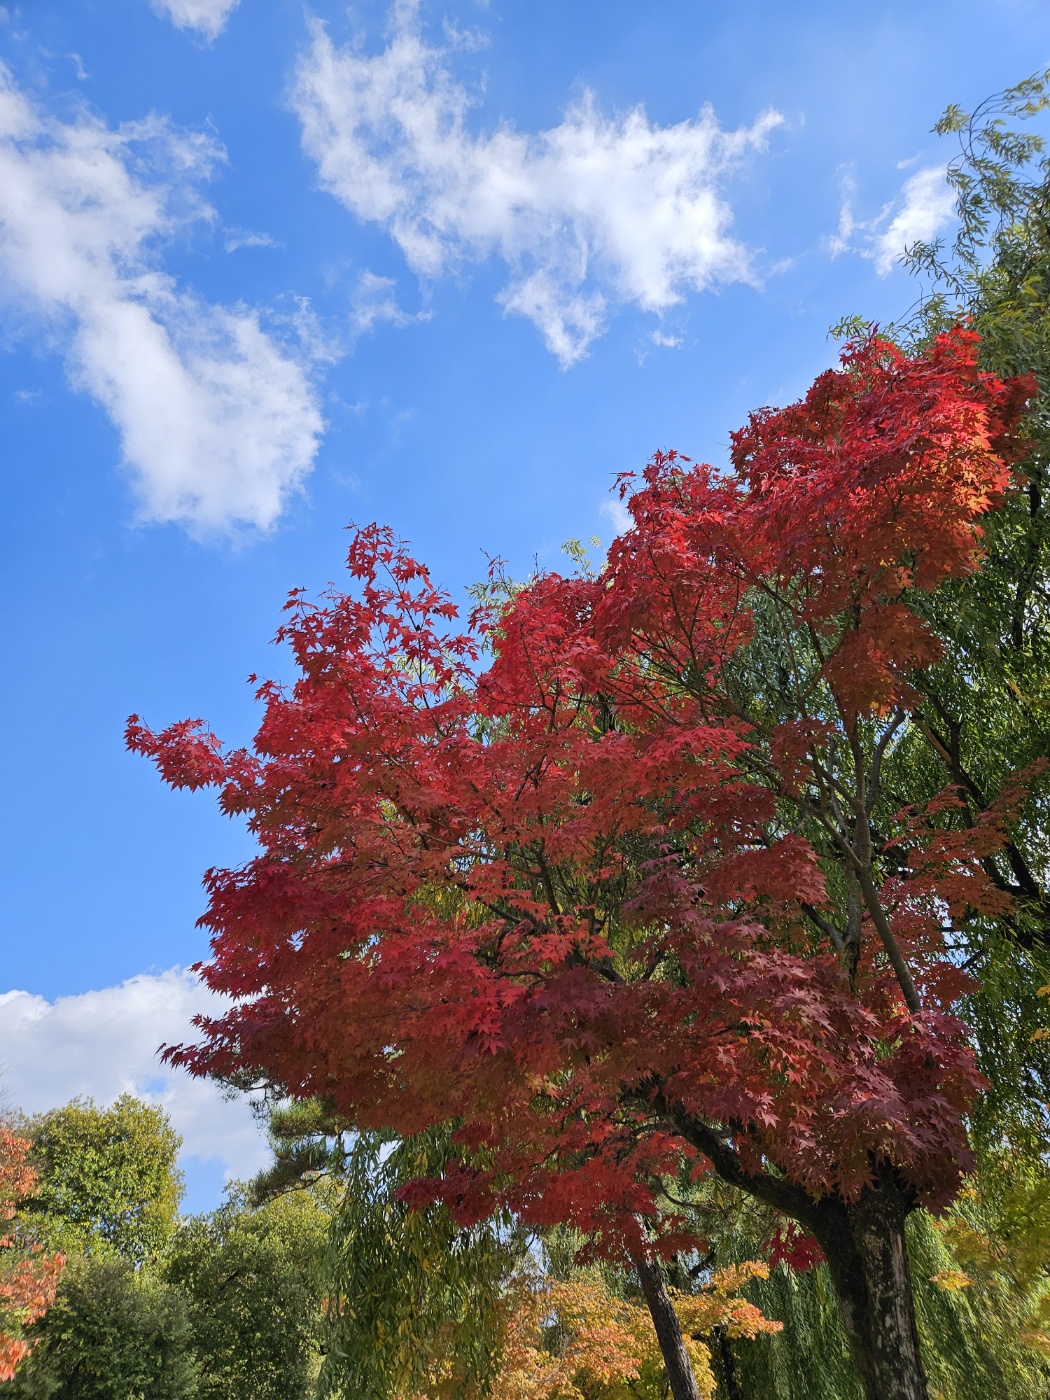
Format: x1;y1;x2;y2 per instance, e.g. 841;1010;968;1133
633;1249;705;1400
711;1325;745;1400
809;1172;928;1400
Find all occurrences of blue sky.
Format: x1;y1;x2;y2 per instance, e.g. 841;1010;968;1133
1;0;1048;1208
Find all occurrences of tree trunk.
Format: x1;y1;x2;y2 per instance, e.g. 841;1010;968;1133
810;1172;928;1400
711;1325;745;1400
633;1249;705;1400
661;1108;930;1400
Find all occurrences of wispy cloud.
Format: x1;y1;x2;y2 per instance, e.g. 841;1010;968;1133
291;9;782;366
0;68;323;533
349;269;431;336
150;0;240;41
830;165;956;277
224;227;282;253
0;970;267;1184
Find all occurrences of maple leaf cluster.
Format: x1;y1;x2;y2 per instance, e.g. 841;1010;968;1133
0;1127;64;1382
489;1261;780;1400
129;329;1034;1259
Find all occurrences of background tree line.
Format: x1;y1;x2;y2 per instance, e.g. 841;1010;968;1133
0;1095;330;1400
5;1086;1050;1398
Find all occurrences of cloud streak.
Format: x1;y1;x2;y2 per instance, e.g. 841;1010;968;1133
292;11;782;365
0;969;267;1184
0;68;323;532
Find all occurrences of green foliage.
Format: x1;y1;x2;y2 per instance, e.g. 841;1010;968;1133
248;1099;348;1206
705;1215;1050;1400
317;1129;524;1400
2;1255;197;1400
727;1261;859;1400
926;1151;1050;1388
5;1095;336;1400
559;535;604;578
21;1097;183;1267
908;1210;1050;1399
164;1185;331;1400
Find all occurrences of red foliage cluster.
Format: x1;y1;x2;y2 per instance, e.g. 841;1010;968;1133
767;1221;826;1273
0;1128;63;1381
129;331;1033;1260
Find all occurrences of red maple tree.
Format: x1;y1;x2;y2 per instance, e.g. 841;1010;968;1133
0;1127;64;1382
130;330;1034;1400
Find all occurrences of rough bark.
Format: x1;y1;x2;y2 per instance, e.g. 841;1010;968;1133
633;1249;705;1400
661;1105;929;1400
808;1172;928;1400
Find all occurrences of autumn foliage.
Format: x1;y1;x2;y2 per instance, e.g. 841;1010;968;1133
130;330;1035;1394
492;1262;780;1400
0;1127;63;1382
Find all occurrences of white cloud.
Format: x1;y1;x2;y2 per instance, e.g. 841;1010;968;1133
871;166;955;275
292;12;782;366
150;0;240;41
0;969;267;1184
0;68;323;532
600;496;632;535
830;165;956;277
